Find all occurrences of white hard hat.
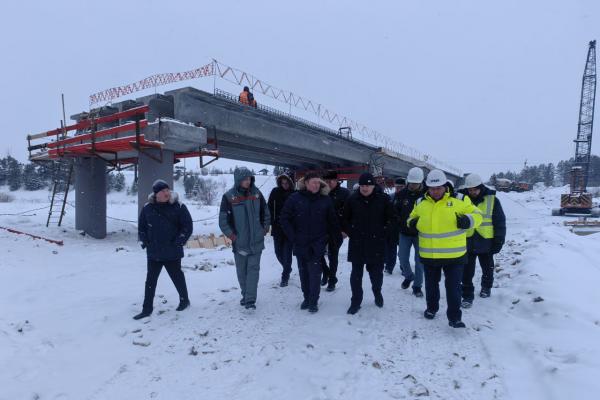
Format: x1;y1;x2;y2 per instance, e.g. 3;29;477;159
425;169;447;187
464;173;483;189
407;167;424;184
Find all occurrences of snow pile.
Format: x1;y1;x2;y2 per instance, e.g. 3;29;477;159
0;183;599;399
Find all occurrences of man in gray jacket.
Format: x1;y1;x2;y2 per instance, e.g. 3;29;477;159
219;167;270;310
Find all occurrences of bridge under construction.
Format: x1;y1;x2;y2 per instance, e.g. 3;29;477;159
27;61;462;238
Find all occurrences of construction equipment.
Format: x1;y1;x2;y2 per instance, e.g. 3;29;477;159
494;178;513;192
553;40;600;218
512;182;532;193
493;178;532;193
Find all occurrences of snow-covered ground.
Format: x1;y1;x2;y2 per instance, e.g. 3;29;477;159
1;179;599;400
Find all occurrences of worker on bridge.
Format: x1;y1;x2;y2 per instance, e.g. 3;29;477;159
239;86;257;108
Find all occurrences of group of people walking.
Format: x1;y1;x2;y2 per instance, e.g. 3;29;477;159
133;165;506;329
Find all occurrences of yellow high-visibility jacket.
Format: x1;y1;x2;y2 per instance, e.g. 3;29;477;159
407;192;482;263
465;194;495;239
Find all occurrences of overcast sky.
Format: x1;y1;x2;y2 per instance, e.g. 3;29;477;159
2;0;599;178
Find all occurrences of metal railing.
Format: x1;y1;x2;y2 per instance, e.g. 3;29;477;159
214;89;345;138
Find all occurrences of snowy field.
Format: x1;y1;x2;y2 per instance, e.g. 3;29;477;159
1;178;599;400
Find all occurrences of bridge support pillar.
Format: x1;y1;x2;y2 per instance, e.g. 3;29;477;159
74;157;107;239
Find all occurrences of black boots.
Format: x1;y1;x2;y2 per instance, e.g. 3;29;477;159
176;299;190;311
401;278;413;289
374;292;384;308
321;274;329;286
133;310;152;320
347;304;361;315
480;287;491;298
461;299;473;309
449;320;466;328
300;299;309;310
413;287;424;298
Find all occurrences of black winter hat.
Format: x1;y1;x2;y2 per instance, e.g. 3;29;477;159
358;173;375;186
323;170;338;180
152;179;170;194
395;177;406;186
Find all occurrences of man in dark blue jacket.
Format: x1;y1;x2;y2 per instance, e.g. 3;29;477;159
280;172;342;313
135;180;193;320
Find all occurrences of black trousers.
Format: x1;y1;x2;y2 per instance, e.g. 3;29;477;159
273;235;293;280
424;264;463;323
322;240;342;285
142;259;189;311
462;253;494;301
350;262;384;306
297;255;323;307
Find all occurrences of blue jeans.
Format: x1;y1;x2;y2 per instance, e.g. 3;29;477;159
398;234;424;288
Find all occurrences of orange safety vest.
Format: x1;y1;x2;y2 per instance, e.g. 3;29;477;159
239;91;257;107
239;91;250;105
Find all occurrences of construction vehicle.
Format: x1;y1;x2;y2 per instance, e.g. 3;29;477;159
512;182;532;192
553;40;600;218
494;178;513;192
493;178;532;193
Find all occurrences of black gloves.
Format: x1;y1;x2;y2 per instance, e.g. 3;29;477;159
174;235;187;247
408;217;419;230
456;214;472;229
491;240;504;254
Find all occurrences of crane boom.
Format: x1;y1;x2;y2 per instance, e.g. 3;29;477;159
572;40;596;194
555;40;599;217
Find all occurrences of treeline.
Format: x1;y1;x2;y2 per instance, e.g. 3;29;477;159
0;156;59;191
490;155;600;187
0;156;130;193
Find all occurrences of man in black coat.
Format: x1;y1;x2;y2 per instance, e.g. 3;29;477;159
135;180;193;320
280;172;342;313
321;171;351;291
343;173;394;315
267;174;295;287
459;174;507;307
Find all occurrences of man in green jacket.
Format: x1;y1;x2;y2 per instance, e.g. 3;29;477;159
219;167;270;310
